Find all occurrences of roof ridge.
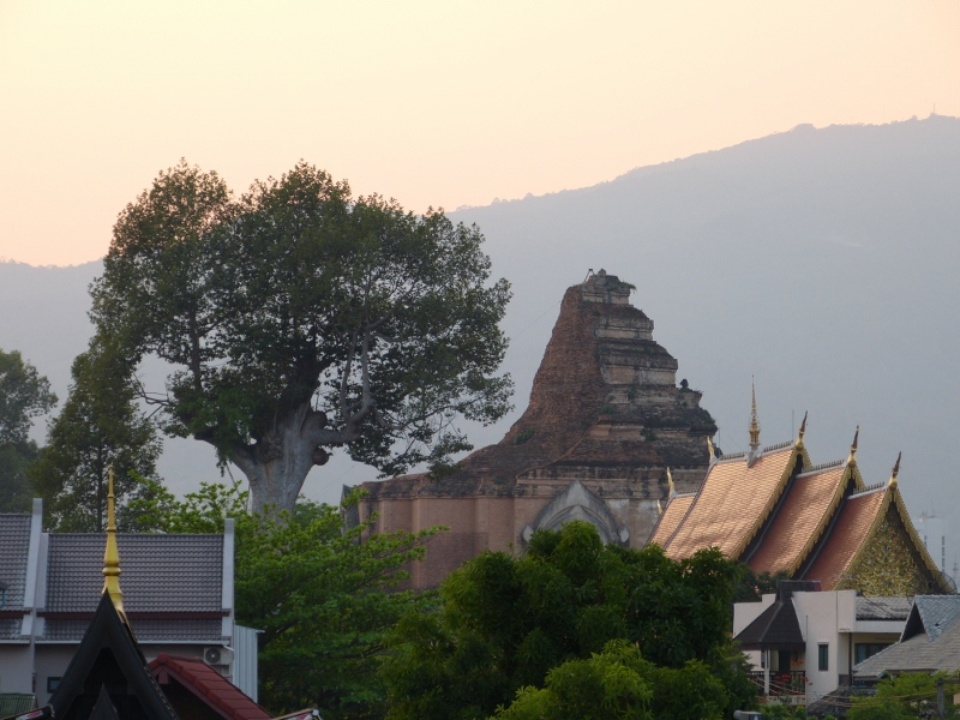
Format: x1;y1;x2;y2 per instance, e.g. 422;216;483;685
717;451;746;461
762;440;793;452
856;482;888;494
801;459;845;474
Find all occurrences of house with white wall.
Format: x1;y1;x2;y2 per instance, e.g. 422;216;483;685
733;580;910;705
0;499;257;708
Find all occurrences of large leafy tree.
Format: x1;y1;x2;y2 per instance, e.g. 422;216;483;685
380;521;754;720
0;349;57;511
131;481;439;720
92;161;512;512
29;338;162;530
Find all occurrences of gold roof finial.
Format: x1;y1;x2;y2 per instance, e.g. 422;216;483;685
848;426;860;465
666;467;676;498
796;411;808;449
102;466;127;621
888;451;902;488
748;379;761;451
656;499;663;516
706;435;716;462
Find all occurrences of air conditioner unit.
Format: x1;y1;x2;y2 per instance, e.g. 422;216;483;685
203;646;234;666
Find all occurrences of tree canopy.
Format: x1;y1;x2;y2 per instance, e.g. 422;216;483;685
0;349;56;511
132;481;440;720
30;338;162;530
380;521;755;720
92;161;512;511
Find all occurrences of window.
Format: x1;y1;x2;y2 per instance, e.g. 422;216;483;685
817;643;829;671
855;642;890;664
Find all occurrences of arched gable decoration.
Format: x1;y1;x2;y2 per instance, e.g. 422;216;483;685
522;479;629;545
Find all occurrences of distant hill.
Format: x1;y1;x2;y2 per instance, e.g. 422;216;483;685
4;115;959;568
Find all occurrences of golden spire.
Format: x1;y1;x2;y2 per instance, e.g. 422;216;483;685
102;466;127;620
748;379;761;451
666;467;676;498
888;451;902;488
796;411;807;450
656;499;663;516
706;435;716;463
848;426;859;465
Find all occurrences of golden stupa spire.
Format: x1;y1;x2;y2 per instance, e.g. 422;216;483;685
748;379;761;451
848;426;859;465
102;466;127;621
888;451;902;488
796;411;808;450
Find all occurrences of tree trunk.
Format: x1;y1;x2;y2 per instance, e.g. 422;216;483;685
228;403;335;515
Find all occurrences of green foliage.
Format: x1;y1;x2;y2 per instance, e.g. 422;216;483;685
492;641;655;720
0;348;57;446
0;349;56;511
92;160;513;512
30;339;162;530
848;673;959;720
133;481;441;720
381;521;752;720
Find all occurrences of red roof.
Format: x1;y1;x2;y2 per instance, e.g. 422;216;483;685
745;463;848;576
149;653;272;720
800;488;887;590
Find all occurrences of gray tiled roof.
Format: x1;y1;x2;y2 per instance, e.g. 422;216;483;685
856;596;913;621
0;514;32;610
855;618;960;677
0;618;23;641
45;534;223;614
855;596;960;678
42;617;223;643
913;595;960;641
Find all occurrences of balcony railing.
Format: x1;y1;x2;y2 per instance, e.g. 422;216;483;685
748;670;807;696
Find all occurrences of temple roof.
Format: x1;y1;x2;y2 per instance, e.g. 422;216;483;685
661;442;801;560
743;461;853;576
799;486;887;590
648;493;695;548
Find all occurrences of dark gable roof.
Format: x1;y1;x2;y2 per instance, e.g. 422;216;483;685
149;654;271;720
735;599;805;651
50;594;179;720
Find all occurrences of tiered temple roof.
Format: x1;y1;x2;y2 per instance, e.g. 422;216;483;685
652;415;951;595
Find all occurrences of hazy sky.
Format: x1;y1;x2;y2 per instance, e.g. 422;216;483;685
2;2;959;267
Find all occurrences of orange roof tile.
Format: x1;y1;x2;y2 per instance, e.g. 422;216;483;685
800;488;887;590
648;494;695;548
745;463;848;576
663;443;798;560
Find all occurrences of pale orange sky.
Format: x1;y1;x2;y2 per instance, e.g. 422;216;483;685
2;1;959;267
